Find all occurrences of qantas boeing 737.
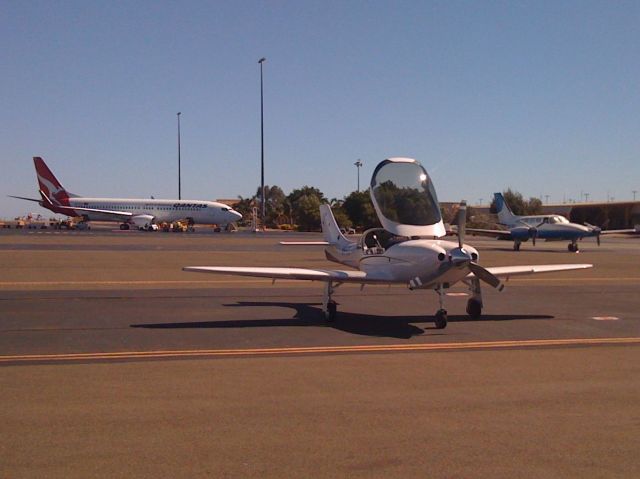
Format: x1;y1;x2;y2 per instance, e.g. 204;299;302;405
10;157;242;230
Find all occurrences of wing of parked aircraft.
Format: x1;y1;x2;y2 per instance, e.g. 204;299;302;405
37;190;133;218
466;227;513;239
182;266;394;283
478;264;593;279
184;263;592;285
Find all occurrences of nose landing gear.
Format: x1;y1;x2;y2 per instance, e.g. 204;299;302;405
434;284;448;329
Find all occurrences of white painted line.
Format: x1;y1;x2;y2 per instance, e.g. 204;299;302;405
592;316;620;321
446;292;469;297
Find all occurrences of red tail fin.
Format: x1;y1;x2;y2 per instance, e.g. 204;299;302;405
33;157;71;206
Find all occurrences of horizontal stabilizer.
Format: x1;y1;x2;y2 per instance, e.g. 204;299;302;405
8;195;41;203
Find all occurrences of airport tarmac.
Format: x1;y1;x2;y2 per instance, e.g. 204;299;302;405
1;229;639;478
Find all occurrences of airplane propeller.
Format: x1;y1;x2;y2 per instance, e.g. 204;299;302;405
454;200;504;291
584;222;602;246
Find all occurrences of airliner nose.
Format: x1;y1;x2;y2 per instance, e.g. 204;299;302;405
230;210;242;222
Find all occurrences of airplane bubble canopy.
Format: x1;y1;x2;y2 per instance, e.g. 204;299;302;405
370;158;446;237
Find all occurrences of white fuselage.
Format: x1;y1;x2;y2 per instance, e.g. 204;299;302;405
68;197;241;226
325;238;479;289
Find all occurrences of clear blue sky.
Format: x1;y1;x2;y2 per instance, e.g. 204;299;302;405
2;0;638;218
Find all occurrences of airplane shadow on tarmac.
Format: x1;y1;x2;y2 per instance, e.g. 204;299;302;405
131;301;554;339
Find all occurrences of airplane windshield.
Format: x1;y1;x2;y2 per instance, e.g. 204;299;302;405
371;160;442;226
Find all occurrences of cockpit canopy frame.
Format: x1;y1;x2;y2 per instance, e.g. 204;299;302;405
369;158;446;238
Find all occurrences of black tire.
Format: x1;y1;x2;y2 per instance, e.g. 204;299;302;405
326;301;337;322
434;310;447;329
466;299;482;319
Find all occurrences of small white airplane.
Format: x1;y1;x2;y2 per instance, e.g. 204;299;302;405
467;192;633;252
10;157;242;230
184;158;592;329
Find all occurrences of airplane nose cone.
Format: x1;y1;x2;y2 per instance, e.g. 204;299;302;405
230;210;242;222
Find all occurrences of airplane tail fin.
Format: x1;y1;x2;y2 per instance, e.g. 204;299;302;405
494;192;518;225
33;157;76;205
320;204;355;249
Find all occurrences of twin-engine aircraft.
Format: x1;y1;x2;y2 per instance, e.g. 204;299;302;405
467;192;632;252
184;158;591;329
10;157;242;230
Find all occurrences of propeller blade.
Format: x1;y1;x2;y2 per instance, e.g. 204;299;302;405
597;233;601;246
469;262;504;291
531;229;537;246
457;200;467;249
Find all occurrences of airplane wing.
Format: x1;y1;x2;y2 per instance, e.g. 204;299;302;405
472;263;593;280
183;266;396;284
601;228;639;235
466;227;513;239
36;190;133;219
57;205;134;218
280;241;330;245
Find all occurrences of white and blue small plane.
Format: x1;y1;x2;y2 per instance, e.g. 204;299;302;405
184;158;592;329
467;192;632;252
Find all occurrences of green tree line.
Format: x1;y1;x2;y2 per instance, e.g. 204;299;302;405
234;186;541;231
234;186;380;232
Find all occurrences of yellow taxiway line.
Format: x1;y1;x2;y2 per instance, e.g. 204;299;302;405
2;337;639;363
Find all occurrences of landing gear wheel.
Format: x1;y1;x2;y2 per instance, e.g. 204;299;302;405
324;301;337;322
466;299;482;319
514;242;521;251
119;224;129;230
434;309;448;329
568;243;579;252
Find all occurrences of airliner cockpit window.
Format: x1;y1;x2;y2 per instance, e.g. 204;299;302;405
371;160;442;226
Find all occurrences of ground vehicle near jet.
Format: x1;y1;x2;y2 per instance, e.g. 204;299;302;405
467;192;632;252
184;158;591;329
10;157;242;230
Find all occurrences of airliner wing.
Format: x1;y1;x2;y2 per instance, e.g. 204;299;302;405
183;266;394;284
466;227;513;239
472;263;592;280
37;191;133;219
58;205;133;218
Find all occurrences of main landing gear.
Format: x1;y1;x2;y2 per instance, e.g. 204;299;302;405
513;240;521;251
119;223;130;230
322;281;340;322
466;277;483;319
568;242;579;252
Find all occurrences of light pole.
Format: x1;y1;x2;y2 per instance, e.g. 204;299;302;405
633;190;637;201
584;192;589;203
177;112;181;200
354;159;363;192
258;57;266;226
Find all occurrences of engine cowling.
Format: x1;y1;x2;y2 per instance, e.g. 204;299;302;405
131;214;155;230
